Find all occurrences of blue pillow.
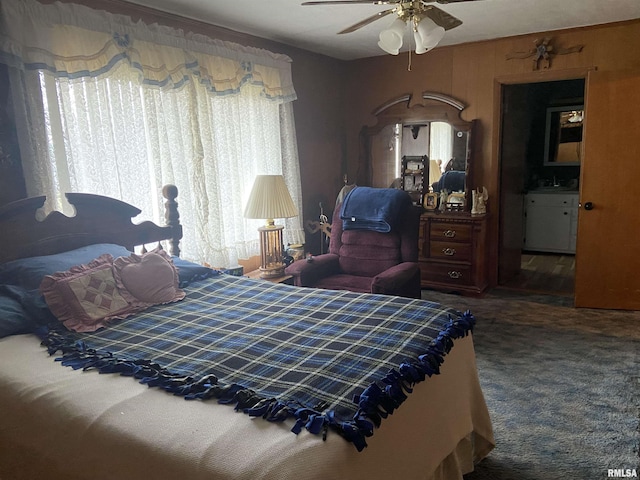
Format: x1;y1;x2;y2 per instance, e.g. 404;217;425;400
0;243;133;291
171;257;218;287
0;285;40;338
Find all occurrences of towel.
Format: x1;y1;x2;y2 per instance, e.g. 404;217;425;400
340;187;411;233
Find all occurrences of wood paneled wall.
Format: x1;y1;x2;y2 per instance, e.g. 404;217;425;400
342;19;640;286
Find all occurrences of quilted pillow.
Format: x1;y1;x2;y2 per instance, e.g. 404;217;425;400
113;249;185;306
40;254;143;332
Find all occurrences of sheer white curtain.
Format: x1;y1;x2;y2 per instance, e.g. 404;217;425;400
1;0;304;267
429;121;453;171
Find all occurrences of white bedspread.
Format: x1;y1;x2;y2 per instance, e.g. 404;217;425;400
0;333;493;480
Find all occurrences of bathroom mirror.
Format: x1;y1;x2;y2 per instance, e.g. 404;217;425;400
359;92;475;210
543;104;584;166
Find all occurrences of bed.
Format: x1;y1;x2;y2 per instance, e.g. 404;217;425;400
0;185;494;480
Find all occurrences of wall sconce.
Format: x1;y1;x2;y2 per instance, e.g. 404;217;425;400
244;175;298;278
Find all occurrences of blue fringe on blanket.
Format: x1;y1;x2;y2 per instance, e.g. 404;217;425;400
35;311;475;452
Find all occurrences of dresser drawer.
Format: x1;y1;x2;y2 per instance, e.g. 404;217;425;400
429;222;472;243
419;213;488;295
420;263;473;286
430;241;472;262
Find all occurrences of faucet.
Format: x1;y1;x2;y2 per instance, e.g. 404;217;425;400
553;175;560;187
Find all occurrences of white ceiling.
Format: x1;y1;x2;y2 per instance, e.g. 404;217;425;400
120;0;640;61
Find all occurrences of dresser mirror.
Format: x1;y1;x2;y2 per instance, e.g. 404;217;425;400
360;92;475;211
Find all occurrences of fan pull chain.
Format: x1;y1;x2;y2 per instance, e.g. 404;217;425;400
407;46;412;71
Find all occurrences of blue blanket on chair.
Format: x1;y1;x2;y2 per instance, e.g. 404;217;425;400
340;187;411;233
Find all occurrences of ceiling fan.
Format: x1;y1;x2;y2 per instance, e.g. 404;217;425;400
302;0;480;55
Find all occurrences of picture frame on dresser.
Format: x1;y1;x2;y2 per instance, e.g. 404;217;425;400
445;192;465;212
423;192;438;211
446;192;465;203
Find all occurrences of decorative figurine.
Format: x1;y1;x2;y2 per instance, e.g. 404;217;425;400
472;187;488;215
438;189;448;212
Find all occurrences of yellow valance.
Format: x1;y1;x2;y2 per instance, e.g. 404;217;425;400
0;0;296;102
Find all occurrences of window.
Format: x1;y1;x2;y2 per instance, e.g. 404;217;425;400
2;0;303;267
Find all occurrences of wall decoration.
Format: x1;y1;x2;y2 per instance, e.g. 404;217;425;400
506;38;584;70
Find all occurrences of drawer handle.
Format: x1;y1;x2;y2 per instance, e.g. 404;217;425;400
448;271;463;279
442;247;456;256
443;229;456;238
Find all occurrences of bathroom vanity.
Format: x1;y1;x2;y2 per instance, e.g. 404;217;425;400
523;190;579;254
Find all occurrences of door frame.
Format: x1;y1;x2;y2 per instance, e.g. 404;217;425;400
491;68;593;290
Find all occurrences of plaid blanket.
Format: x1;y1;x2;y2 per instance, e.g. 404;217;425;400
39;273;474;451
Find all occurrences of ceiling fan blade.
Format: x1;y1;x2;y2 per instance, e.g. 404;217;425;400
337;8;396;34
302;1;393;5
424;5;462;30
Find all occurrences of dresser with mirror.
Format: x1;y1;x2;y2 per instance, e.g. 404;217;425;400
359;92;488;295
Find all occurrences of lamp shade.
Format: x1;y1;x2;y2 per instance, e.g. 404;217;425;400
244;175;298;221
416;16;445;51
414;29;427;54
378;17;406;55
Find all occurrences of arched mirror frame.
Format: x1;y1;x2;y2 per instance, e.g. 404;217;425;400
358;92;476;212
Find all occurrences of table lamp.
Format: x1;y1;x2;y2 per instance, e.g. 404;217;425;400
244;175;298;278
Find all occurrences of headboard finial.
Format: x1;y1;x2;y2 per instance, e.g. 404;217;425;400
162;184;178;201
162;184;182;257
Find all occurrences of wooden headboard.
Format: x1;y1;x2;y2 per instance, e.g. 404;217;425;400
0;185;182;264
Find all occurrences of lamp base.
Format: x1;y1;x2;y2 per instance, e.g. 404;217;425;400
258;264;286;279
257;224;285;279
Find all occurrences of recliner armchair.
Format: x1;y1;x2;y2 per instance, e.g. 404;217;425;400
286;201;422;298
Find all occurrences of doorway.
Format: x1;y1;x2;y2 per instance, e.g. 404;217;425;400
501;252;575;295
497;78;585;297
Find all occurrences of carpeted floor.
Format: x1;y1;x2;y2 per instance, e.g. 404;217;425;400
420;288;640;479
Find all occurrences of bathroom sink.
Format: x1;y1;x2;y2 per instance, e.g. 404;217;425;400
530;186;578;193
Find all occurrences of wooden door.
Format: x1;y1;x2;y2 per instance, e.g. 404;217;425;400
575;69;640;310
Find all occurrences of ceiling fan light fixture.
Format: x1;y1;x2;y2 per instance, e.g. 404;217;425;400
378;17;406;55
378;40;399;55
303;0;466;61
413;29;427;54
416;16;445;51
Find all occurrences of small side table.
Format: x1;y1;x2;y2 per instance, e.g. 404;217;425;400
245;269;293;285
